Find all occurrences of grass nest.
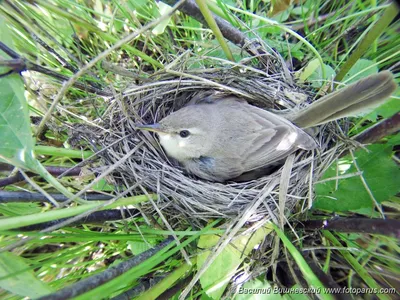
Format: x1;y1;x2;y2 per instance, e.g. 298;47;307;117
88;50;350;227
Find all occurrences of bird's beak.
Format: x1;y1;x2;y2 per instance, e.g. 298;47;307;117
135;123;165;133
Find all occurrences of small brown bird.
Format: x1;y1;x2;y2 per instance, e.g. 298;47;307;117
137;71;397;182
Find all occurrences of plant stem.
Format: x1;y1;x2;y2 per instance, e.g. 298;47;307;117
195;0;234;62
334;2;398;82
35;145;93;159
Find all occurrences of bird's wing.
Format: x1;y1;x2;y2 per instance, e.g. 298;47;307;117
238;104;316;172
240;125;295;171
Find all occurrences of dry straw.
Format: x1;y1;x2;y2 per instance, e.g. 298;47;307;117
91;47;350;227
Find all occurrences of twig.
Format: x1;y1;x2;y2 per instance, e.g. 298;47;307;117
194;0;234;61
354;112;400;144
1;145;146;251
0;191;112;203
0;164;81;188
4;0;104;83
279;154;295;229
110;280;151;300
16;208;138;231
1;185;151;252
300;218;400;239
156;274;194;300
303;257;350;299
179;178;280;299
337;112;400;160
18;169;59;207
3;0;77;73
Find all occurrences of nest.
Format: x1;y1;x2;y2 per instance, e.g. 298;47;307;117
89;51;350;227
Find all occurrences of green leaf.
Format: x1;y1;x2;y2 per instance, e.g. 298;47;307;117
296;59;335;87
264;39;304;60
0;75;82;203
152;2;172;35
0;75;37;170
91;178;116;191
126;0;158;17
365;97;399;120
0;15;38;170
127;240;154;255
0;27;85;203
270;10;290;22
0;252;53;297
0;15;16;56
314;138;400;213
291;6;310;16
343;59;378;84
197;226;271;299
201;40;243;61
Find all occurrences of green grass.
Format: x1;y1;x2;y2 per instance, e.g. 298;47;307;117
0;0;399;299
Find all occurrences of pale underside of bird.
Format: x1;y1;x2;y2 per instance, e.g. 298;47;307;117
137;71;397;182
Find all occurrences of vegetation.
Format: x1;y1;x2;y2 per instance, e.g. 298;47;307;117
0;0;399;299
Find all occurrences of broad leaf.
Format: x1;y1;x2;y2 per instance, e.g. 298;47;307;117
314;137;400;212
366;97;399;120
0;75;38;170
343;59;378;84
0;15;38;170
0;252;52;297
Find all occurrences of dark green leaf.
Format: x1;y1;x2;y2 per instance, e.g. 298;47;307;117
314;138;400;212
0;75;38;170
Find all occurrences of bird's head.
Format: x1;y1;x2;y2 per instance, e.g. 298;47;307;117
136;106;215;161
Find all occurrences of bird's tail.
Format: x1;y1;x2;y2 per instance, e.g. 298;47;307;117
290;71;398;128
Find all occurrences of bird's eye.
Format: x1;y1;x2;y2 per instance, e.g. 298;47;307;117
179;130;190;138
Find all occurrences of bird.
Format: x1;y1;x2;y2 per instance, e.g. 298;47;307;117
136;71;397;182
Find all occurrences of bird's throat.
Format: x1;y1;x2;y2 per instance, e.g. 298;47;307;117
158;133;190;162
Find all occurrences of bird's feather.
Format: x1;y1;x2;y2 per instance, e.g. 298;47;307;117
290;71;397;128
